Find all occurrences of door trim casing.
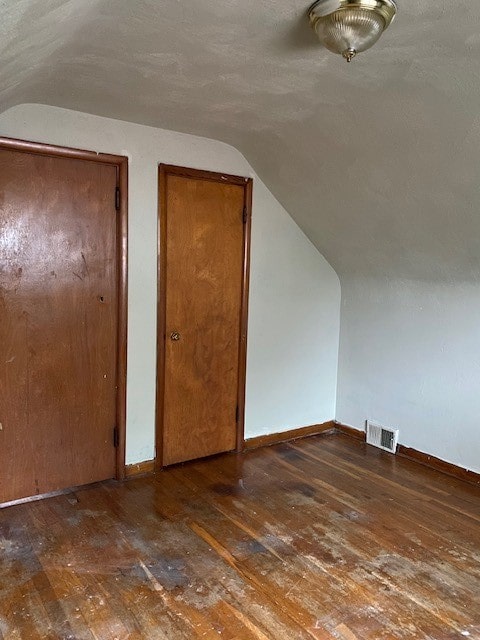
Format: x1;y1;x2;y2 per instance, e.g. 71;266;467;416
156;164;253;470
0;136;128;481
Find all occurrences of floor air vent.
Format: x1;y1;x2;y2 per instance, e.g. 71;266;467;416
366;421;399;454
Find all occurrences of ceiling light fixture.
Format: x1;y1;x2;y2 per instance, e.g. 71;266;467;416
308;0;397;62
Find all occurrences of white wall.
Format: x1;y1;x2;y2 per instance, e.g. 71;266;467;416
337;276;480;474
0;104;340;464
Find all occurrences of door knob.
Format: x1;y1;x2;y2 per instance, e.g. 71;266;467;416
170;331;180;341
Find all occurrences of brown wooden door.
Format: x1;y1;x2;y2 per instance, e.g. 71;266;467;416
0;147;120;503
158;167;251;466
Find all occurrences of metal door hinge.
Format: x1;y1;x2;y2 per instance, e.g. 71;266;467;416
242;206;248;224
113;426;120;448
115;187;121;211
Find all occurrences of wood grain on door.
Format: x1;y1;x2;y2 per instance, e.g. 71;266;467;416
158;169;250;466
0;148;120;503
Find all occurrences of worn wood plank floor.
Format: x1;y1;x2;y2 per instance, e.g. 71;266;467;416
1;433;480;639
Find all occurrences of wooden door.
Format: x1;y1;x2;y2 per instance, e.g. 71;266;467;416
0;142;127;504
157;166;252;467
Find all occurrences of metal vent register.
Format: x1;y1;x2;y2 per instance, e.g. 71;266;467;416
366;421;399;453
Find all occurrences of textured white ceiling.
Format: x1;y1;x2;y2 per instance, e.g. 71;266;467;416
1;0;480;279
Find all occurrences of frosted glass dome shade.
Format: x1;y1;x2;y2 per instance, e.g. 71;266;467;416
308;0;397;62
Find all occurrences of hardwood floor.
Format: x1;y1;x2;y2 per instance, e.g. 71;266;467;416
1;432;480;639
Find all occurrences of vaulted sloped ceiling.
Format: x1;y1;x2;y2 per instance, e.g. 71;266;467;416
2;0;480;280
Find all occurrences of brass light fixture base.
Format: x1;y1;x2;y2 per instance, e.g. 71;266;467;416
308;0;397;61
343;48;357;62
